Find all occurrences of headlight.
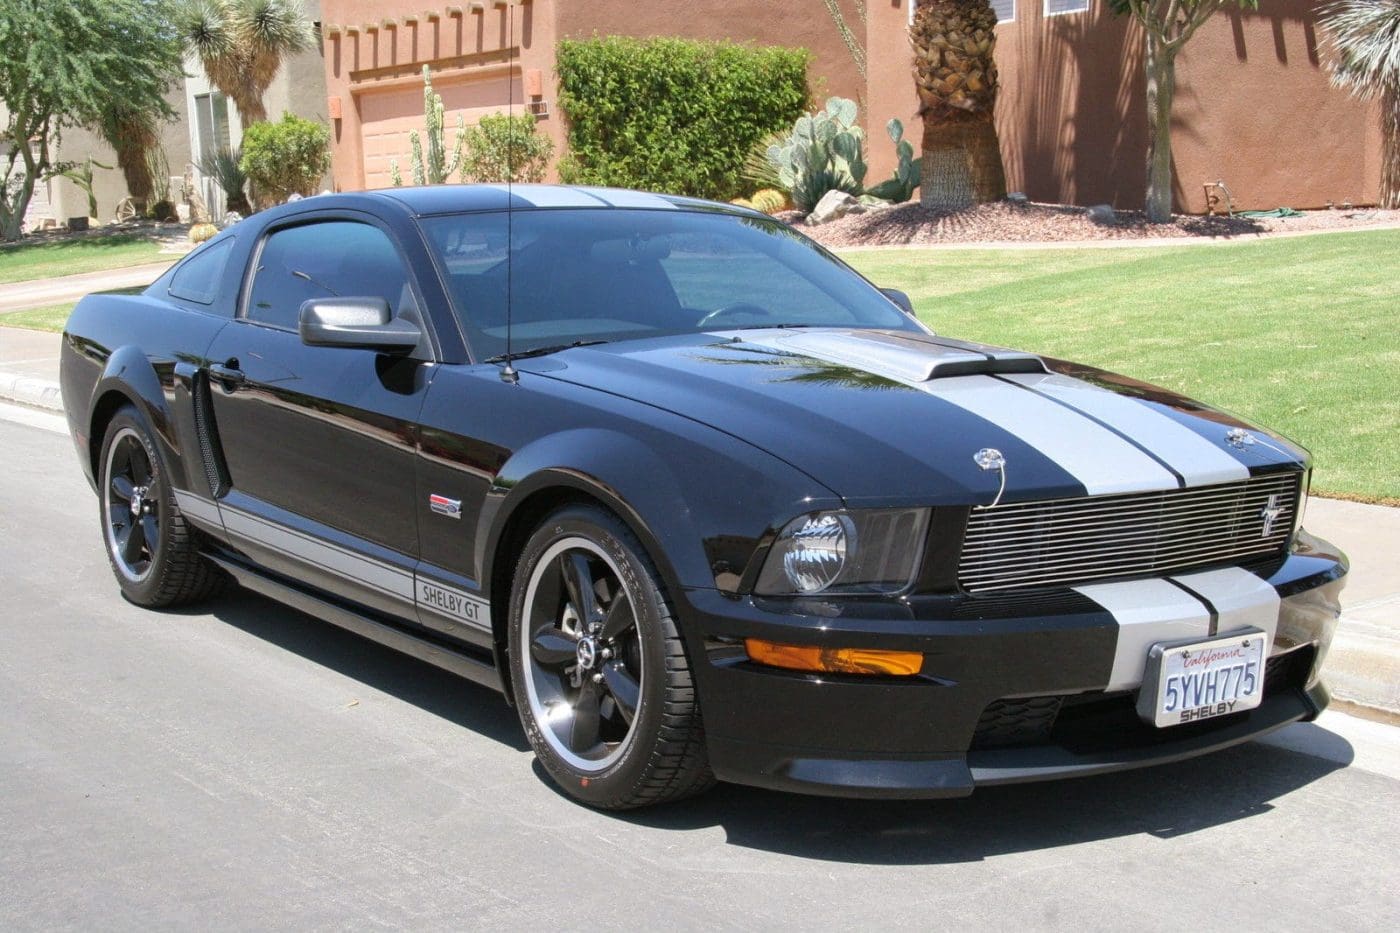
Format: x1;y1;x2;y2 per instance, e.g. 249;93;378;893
755;508;930;596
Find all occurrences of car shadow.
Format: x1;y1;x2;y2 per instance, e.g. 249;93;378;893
597;738;1351;864
204;587;531;752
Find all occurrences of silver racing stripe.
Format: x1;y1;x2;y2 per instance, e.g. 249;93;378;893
729;330;1181;496
1079;566;1279;692
1074;578;1212;691
480;184;607;208
579;187;681;210
930;375;1180;495
1171;566;1281;644
1001;372;1250;486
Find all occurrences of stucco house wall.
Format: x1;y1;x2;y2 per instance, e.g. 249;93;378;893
320;0;1381;212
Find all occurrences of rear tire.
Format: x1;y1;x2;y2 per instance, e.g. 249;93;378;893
509;504;714;809
98;406;221;607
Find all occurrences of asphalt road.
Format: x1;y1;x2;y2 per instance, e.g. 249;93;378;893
2;408;1398;931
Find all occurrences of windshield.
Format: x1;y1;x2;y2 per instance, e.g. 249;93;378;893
419;208;921;360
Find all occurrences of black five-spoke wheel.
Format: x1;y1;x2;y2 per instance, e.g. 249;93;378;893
104;425;161;582
523;538;644;771
509;505;713;808
98;406;220;607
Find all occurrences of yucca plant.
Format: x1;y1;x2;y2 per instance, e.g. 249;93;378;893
199;145;252;214
1320;0;1400;207
910;0;1005;209
174;0;313;126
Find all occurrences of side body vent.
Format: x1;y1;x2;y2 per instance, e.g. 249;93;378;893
191;372;231;498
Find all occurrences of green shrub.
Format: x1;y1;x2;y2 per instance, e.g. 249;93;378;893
462;112;554;183
240;113;330;204
556;36;809;201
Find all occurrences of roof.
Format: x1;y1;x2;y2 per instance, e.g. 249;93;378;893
367;184;749;217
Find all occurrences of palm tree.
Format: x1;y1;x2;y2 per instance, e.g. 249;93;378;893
98;106;161;207
1320;0;1400;208
173;0;313;126
909;0;1006;209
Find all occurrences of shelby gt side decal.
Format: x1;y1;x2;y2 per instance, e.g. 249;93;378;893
416;578;490;628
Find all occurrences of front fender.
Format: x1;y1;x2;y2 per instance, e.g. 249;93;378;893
478;425;840;598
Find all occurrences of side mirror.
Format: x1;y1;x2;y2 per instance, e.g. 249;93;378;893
298;297;420;353
880;287;914;315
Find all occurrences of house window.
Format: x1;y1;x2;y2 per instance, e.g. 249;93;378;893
194;92;231;160
1045;0;1090;14
992;0;1016;22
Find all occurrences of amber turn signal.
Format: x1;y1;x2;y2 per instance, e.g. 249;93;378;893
744;639;923;676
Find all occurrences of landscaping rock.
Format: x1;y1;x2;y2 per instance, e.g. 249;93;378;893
1007;192;1029;205
1086;203;1116;224
808;190;865;226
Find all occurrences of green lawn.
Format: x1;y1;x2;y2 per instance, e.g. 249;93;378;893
842;230;1400;504
0;234;165;284
0;303;75;332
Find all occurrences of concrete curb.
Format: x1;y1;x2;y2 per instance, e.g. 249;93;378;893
0;370;62;412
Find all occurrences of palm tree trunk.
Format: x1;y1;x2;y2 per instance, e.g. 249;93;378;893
1382;84;1399;210
1144;35;1176;223
966;116;1007;203
921;122;974;210
920;117;1006;210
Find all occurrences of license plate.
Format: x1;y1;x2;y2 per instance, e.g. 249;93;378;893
1136;630;1267;728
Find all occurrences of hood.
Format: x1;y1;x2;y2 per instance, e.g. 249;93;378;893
524;328;1307;506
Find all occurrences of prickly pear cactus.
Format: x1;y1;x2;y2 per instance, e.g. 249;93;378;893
865;118;921;203
766;97;868;212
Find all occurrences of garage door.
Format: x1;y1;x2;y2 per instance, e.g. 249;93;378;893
358;74;525;189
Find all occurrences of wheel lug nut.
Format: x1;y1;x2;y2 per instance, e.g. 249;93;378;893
601;648;613;659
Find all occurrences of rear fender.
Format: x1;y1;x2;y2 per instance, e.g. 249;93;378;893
88;346;192;493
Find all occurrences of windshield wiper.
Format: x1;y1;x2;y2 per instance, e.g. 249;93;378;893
488;339;609;363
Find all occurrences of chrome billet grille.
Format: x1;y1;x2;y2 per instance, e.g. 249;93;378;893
958;472;1301;593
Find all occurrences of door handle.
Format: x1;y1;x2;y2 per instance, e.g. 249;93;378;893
209;360;246;390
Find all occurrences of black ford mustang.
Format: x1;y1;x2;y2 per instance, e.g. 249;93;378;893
60;185;1346;809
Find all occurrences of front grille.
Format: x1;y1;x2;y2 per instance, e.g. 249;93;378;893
958;472;1300;594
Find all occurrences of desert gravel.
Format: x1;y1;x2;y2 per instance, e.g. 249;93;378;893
788;201;1400;248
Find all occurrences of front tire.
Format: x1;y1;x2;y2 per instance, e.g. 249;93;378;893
508;504;714;809
98;406;221;607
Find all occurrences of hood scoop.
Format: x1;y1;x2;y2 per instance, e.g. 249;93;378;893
734;329;1047;383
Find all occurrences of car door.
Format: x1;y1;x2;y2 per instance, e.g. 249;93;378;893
205;214;435;620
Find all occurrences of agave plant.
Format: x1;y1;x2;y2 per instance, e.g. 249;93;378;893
174;0;313;125
199;146;252;214
1320;0;1400;207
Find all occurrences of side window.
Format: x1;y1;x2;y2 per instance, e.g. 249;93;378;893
245;221;410;329
169;237;234;306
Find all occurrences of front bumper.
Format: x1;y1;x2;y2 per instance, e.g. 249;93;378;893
682;534;1346;799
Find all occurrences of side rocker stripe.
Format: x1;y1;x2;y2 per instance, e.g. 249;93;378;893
1001;372;1250;487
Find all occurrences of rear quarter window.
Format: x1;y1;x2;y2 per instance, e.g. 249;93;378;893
168;237;234;306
